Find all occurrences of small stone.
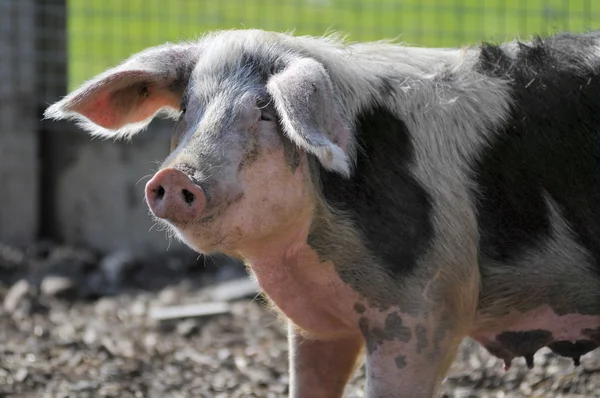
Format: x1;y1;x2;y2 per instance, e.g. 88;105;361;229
157;287;179;305
3;280;32;313
217;348;231;361
101;336;135;358
70;380;98;391
83;326;98;345
101;337;119;356
14;368;27;382
40;276;75;297
143;333;159;351
130;300;147;317
519;381;533;396
176;319;198;336
95;297;118;317
453;387;476;398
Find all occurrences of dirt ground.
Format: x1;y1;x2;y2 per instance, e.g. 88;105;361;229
1;241;599;398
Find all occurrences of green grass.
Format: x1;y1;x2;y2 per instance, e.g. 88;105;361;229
68;0;600;89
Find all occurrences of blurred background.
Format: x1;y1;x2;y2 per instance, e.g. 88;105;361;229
1;2;600;397
2;0;599;256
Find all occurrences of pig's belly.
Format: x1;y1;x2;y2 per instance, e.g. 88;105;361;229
470;307;600;368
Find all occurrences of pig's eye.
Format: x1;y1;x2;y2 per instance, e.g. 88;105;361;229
260;110;274;122
179;93;189;114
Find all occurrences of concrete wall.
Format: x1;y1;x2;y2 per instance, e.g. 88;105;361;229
0;0;38;246
46;120;188;254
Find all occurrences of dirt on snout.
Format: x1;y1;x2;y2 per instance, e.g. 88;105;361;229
1;241;599;398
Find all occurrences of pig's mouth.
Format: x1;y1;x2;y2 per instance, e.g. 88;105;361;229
145;165;249;254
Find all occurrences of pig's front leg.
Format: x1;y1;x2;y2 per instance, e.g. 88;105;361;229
360;310;464;398
288;323;364;398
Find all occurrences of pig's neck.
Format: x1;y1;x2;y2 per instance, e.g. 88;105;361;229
242;218;364;337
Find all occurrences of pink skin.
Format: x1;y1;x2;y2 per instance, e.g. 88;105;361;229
145;168;206;224
288;323;364;398
473;307;600;341
71;74;182;130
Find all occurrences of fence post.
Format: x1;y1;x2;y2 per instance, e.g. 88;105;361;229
35;0;68;241
0;1;39;245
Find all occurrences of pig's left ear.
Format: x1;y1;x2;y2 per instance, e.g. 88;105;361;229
267;58;352;178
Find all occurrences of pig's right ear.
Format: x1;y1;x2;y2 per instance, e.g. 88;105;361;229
44;44;199;139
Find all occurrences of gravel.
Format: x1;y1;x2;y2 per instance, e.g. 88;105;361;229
1;241;599;397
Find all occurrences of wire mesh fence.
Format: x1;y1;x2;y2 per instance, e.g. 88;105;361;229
68;0;600;90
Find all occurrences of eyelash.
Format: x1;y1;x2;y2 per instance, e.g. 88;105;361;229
180;93;189;114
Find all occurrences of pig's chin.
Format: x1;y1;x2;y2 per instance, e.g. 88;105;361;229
161;215;240;256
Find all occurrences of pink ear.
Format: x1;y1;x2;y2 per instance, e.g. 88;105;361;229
65;70;181;130
45;43;198;138
267;58;352;177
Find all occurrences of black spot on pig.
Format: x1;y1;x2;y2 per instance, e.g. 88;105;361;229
385;312;412;343
394;355;407;369
354;303;366;314
358;312;412;354
415;324;428;354
483;341;514;364
548;340;598;366
358;317;380;354
428;321;450;361
494;329;554;368
319;105;434;280
473;34;600;268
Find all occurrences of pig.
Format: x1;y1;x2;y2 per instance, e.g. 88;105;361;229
45;29;600;397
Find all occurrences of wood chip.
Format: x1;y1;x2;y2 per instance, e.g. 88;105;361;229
149;302;230;321
206;278;259;302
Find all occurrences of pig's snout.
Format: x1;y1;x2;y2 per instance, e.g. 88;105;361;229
145;168;206;223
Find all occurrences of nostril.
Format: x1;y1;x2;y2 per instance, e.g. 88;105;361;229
145;167;206;221
182;189;195;204
154;185;165;200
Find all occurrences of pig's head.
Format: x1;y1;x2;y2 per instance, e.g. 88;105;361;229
45;31;353;258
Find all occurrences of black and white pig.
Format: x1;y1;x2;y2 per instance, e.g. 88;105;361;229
45;29;600;397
